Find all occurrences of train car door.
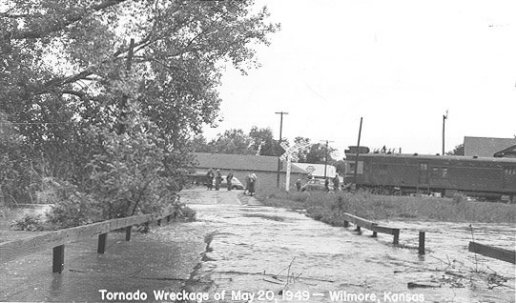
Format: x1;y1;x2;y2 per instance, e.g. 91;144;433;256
503;166;516;190
418;163;429;185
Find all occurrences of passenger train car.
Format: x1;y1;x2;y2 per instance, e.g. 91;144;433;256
344;152;516;202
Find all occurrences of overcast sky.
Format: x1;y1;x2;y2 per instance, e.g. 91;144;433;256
203;0;516;158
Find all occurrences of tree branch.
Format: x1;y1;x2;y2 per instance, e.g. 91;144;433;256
2;0;129;41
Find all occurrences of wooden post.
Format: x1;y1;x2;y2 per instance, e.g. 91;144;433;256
355;226;361;232
145;222;150;233
52;245;65;273
167;215;171;223
372;231;377;238
353;117;363;188
125;226;132;241
157;219;161;226
97;233;107;254
343;221;349;228
418;231;425;255
393;229;400;245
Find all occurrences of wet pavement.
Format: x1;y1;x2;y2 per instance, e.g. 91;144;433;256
1;188;514;302
0;215;207;302
182;188;515;303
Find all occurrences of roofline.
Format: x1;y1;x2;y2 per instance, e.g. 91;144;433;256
345;153;516;163
191;165;306;174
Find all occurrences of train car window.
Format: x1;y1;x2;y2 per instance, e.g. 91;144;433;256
419;163;428;170
431;167;448;178
505;168;516;176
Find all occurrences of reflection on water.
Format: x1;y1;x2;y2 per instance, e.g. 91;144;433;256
180;189;515;303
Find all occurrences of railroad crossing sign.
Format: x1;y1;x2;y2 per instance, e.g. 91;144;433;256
306;165;316;174
279;141;311;191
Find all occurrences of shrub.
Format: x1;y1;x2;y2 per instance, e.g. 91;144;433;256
10;214;44;231
46;193;102;228
452;192;466;204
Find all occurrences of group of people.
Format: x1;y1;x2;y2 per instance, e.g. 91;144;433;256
205;169;257;196
205;169;233;191
326;174;341;192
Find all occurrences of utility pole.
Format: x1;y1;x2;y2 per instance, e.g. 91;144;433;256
321;140;334;179
442;110;448;156
275;111;288;188
353;117;363;187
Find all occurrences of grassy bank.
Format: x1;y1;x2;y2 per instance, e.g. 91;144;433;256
258;190;516;224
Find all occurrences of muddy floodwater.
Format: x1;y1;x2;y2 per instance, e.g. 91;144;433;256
176;188;515;303
1;188;513;302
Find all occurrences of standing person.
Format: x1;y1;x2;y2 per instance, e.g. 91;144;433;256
295;179;302;191
333;173;340;192
226;171;234;191
244;173;251;195
325;178;330;192
248;172;257;196
206;169;214;190
215;169;222;191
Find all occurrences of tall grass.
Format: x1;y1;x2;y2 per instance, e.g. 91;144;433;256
259;189;516;224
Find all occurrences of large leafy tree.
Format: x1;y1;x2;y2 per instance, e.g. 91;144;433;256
249;126;280;156
0;1;279;207
447;144;464;156
206;129;253;155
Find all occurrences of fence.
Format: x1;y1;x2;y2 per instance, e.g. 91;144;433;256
342;212;516;262
0;210;176;273
468;241;516;264
341;212;426;254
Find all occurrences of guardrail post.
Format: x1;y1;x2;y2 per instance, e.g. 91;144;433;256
157;219;162;226
145;222;150;232
355;226;361;233
52;245;65;273
372;231;377;238
393;229;400;245
167;215;171;223
343;220;349;228
418;231;425;255
98;233;107;254
125;226;132;241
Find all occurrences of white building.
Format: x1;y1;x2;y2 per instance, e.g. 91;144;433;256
291;163;337;179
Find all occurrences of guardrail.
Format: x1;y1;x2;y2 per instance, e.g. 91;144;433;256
342;212;402;245
340;213;427;255
468;241;516;264
0;210;176;273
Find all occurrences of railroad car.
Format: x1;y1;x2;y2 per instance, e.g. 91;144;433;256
344;153;516;202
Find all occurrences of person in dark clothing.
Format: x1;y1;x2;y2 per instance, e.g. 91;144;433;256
324;178;330;192
244;173;251;195
333;174;340;191
215;169;222;190
295;179;302;191
226;171;234;191
206;169;214;190
248;173;257;196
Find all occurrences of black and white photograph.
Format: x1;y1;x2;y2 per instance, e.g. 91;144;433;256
0;0;515;302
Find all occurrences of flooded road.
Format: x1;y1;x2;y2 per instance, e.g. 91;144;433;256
181;188;515;303
1;188;513;302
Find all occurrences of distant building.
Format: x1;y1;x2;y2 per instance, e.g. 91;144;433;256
463;136;516;157
291;163;337;179
191;152;307;192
